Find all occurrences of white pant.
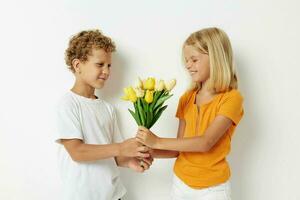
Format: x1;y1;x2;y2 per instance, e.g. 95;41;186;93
171;175;231;200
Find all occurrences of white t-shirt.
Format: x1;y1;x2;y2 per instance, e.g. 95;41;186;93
55;91;126;200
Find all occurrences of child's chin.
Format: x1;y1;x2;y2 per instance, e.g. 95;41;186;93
93;82;105;89
95;84;105;89
191;77;200;82
192;76;206;83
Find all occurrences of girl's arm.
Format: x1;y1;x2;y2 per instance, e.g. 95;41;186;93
150;119;186;158
150;149;179;158
61;138;150;162
136;115;232;152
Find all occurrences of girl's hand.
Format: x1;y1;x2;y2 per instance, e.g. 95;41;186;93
119;138;150;158
127;157;153;172
136;126;159;148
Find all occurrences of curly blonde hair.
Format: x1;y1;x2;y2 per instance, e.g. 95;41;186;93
65;29;116;72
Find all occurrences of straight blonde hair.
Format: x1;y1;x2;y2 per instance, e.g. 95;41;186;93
183;27;238;93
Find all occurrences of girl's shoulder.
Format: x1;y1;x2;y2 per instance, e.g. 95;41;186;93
179;89;197;104
224;89;243;99
218;89;244;104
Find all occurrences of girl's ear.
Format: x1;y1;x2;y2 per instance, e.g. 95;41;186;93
72;59;81;74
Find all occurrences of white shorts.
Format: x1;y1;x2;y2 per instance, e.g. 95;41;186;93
171;175;231;200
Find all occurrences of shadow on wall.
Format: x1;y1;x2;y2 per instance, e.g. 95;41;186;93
96;51;128;102
229;51;262;199
96;51;131;134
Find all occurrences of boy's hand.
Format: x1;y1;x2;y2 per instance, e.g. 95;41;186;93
119;138;150;158
136;126;159;148
128;157;153;172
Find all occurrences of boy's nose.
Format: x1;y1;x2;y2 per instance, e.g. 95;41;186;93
102;66;110;75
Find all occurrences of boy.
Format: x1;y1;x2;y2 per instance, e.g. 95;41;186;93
55;29;152;200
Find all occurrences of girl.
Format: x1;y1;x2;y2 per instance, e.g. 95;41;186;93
136;27;244;200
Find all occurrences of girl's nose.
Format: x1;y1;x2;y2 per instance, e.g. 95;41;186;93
185;61;192;69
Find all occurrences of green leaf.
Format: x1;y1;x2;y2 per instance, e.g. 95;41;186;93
128;109;141;126
150;91;163;110
153;94;173;111
134;102;141;125
146;109;153;129
137;99;146;126
154;91;164;103
148;105;168;129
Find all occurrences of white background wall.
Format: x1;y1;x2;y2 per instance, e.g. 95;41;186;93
1;0;300;199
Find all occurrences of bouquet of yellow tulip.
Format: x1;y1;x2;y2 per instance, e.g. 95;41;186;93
122;77;176;129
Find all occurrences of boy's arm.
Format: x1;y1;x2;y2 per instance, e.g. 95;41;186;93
61;138;149;162
115;156;153;172
146;119;186;158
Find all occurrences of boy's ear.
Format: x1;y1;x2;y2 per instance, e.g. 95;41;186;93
72;59;81;73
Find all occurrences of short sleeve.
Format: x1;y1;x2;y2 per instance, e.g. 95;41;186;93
217;90;244;125
176;90;194;119
55;100;83;143
175;95;185;119
111;108;124;143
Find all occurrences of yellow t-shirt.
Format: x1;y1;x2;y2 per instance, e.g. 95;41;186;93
174;89;244;189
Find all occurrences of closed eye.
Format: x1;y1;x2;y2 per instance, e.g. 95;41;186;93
96;63;111;68
190;56;200;63
96;63;104;67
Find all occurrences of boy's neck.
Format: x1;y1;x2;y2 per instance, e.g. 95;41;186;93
71;80;97;99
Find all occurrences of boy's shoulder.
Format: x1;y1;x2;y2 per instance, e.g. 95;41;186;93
56;91;117;114
56;91;78;110
100;99;116;113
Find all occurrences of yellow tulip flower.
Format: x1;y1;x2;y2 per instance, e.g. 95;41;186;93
155;79;165;91
165;79;176;91
135;77;143;89
143;77;156;90
121;87;137;103
134;87;145;97
144;90;154;103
